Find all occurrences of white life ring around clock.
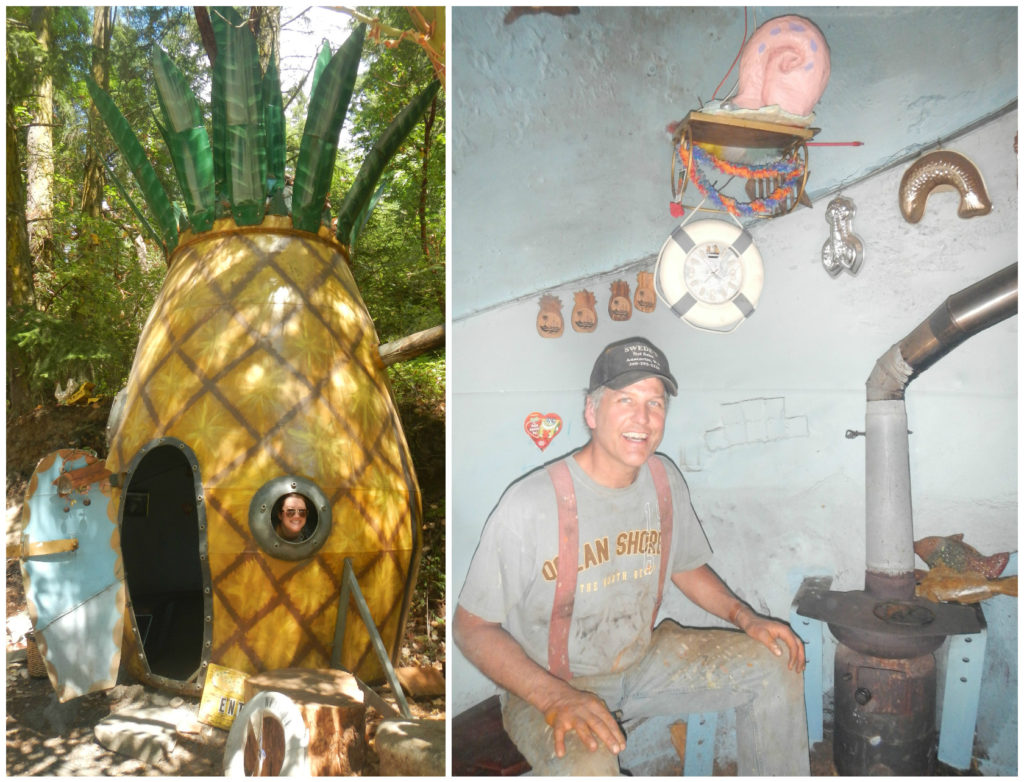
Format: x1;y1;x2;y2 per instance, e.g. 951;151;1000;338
655;219;764;333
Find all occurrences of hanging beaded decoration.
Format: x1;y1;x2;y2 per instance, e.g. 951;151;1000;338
676;143;805;218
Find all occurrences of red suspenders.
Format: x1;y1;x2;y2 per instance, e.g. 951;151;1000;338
545;456;674;680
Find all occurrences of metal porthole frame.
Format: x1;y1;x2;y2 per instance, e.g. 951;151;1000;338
655;218;765;334
249;476;332;561
223;690;310;776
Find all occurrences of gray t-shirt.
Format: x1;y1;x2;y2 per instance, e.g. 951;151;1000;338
460;452;712;677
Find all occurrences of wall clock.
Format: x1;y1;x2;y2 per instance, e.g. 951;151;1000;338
655;219;764;333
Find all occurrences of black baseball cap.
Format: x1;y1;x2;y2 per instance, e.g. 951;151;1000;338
588;337;678;396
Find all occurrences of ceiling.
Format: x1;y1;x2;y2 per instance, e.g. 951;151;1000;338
450;6;1018;320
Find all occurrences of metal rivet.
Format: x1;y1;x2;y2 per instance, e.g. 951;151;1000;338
260;504;267;512
83;498;91;506
960;676;968;683
197;495;203;502
964;637;973;643
205;615;212;623
290;482;297;489
962;657;970;663
204;587;210;594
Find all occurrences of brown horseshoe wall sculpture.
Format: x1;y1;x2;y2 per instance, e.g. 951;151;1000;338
898;150;992;223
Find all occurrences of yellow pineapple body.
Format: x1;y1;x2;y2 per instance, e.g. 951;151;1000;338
107;216;421;685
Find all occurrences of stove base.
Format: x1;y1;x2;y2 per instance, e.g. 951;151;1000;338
834;643;937;775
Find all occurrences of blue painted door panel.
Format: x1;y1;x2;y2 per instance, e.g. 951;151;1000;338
20;449;124;702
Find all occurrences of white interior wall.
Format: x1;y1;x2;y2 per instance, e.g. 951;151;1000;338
450;110;1017;762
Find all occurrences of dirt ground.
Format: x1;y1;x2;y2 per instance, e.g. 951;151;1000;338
6;402;445;776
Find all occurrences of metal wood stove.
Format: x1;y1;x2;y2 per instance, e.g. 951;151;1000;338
797;264;1017;775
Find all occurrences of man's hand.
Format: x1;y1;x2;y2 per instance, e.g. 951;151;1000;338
453;605;626;757
541;687;626;758
736;612;806;672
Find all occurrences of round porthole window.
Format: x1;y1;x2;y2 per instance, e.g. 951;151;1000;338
249;477;331;561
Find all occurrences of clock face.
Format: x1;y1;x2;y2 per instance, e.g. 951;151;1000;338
683;242;744;304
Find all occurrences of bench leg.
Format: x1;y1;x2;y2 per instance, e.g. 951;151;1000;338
683;712;717;776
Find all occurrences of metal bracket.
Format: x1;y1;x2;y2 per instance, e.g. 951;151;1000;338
331;557;412;719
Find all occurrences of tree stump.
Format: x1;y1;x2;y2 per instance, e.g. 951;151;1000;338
243;668;367;776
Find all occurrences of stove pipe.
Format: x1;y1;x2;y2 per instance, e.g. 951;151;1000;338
863;263;1018;599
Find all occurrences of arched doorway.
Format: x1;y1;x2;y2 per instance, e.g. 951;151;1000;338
120;440;210;687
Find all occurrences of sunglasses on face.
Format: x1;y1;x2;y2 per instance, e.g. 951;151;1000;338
284;508;307;518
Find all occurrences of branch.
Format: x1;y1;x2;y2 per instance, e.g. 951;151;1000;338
194;7;217;66
378;324;443;367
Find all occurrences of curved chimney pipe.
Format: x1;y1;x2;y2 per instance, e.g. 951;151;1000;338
863;263;1018;599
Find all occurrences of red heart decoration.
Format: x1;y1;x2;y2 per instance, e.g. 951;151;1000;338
524;412;563;451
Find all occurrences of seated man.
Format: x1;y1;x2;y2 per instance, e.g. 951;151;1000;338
454;336;809;775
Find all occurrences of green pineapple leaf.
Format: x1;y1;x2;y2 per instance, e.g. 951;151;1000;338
85;76;179;253
292;24;366;233
262;47;286;204
345;173;393;247
335;79;442;245
154;47;215;233
310;39;332;98
212;7;267;226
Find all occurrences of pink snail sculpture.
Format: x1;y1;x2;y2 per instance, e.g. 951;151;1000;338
730;15;831;117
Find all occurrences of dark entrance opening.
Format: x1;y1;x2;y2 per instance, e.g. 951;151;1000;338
121;443;205;683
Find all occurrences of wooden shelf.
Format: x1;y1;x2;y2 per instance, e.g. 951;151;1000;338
677;110;819;151
672;110;820;218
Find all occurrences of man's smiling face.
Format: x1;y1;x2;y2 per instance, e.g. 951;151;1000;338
583;376;667;486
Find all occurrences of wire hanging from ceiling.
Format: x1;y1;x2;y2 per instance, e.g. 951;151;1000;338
709;7;754;104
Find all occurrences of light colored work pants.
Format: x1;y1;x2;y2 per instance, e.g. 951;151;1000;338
502;621;810;776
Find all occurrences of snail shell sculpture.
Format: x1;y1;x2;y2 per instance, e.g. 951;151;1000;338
730;15;831;117
88;11;439;690
898;150;992;223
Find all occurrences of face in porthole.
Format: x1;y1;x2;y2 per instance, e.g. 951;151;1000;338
276;493;310;541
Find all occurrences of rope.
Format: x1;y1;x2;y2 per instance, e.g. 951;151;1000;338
677;142;805;218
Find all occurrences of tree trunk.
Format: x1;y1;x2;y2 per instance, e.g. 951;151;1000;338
7;110;39;415
81;6;114;218
26;6;55;274
194;7;217;66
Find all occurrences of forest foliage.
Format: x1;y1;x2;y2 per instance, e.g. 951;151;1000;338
6;6;444;412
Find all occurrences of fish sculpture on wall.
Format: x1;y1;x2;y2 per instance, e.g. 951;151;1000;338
913;533;1010;579
20;10;440;701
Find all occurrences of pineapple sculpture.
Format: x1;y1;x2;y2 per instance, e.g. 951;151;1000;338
86;9;439;692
